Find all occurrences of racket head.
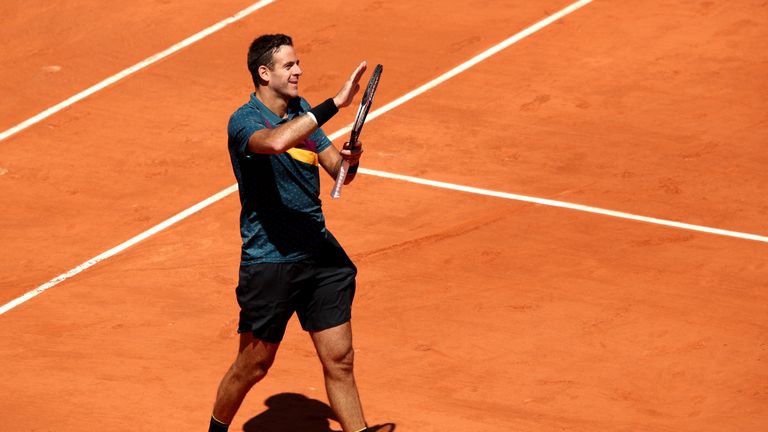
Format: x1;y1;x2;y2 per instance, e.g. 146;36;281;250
349;64;382;144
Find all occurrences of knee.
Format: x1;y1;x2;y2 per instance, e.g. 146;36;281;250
231;355;274;385
322;345;355;378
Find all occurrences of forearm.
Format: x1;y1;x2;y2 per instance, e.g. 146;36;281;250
247;114;317;154
247;99;339;154
329;156;358;182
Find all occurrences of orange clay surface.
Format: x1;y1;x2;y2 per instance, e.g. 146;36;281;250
1;1;767;431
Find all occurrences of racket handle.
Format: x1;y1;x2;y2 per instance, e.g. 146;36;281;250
331;160;350;199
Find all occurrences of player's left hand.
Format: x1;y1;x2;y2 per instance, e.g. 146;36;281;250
333;61;367;109
340;140;363;166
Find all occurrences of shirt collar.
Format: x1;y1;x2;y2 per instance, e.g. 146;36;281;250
248;93;303;125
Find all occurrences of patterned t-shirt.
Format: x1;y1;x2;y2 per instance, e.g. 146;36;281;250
228;93;333;264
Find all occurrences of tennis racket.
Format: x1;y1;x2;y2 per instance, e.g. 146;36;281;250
330;63;383;199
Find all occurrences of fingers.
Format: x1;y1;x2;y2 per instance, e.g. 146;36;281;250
334;61;367;108
350;83;360;99
341;151;363;166
350;61;367;85
343;140;362;151
341;141;363;164
346;62;366;99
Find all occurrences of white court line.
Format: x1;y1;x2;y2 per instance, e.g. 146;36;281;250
328;0;594;140
0;0;596;316
0;0;276;143
358;168;768;243
11;0;762;318
0;186;238;315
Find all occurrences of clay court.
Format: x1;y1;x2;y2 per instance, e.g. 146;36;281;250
1;1;766;431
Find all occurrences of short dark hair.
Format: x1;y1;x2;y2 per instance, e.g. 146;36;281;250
247;34;293;87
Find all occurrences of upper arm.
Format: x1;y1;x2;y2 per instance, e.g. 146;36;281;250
247;128;281;154
228;111;266;158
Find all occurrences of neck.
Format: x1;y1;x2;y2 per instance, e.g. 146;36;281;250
254;86;289;118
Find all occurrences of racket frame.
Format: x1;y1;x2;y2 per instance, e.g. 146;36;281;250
331;64;382;199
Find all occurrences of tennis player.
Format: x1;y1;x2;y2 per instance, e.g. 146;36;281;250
208;34;387;432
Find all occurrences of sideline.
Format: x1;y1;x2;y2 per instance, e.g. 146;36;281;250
0;0;632;317
0;0;277;143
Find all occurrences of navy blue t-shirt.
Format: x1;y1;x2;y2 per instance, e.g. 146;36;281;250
228;94;334;264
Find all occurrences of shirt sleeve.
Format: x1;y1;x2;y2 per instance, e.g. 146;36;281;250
228;108;267;158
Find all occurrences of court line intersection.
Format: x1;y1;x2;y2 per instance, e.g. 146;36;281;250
5;0;763;318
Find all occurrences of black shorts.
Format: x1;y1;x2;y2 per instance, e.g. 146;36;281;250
236;242;357;343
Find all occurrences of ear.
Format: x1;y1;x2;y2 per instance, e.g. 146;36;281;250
258;64;270;84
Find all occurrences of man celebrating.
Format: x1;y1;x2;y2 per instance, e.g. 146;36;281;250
208;34;388;432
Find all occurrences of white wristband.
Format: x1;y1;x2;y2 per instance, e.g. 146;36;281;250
306;111;318;125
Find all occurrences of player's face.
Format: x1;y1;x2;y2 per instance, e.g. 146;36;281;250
267;45;302;98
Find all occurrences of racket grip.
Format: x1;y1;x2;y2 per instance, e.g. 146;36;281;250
330;160;350;199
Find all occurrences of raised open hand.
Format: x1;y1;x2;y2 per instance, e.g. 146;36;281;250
333;61;367;109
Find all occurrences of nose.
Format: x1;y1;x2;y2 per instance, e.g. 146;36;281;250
293;64;302;76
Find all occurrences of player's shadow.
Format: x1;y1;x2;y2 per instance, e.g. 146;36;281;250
242;392;338;432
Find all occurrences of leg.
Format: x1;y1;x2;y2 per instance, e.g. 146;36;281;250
310;321;367;432
212;332;280;425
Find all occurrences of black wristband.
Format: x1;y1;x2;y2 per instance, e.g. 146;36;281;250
309;98;339;127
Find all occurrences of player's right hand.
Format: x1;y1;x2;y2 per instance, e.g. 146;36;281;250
340;140;363;166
